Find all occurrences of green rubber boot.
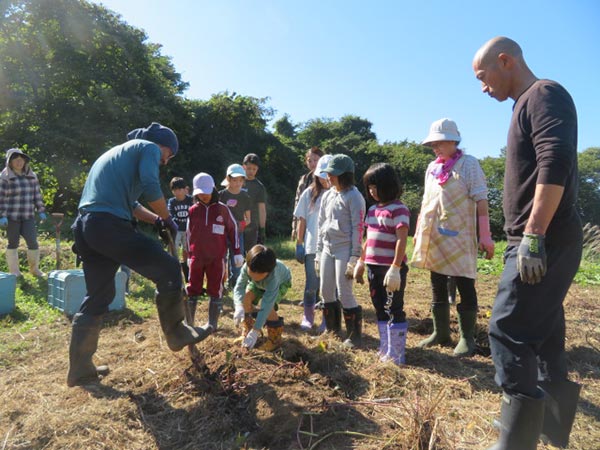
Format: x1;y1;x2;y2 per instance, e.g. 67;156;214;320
454;309;477;357
417;304;451;348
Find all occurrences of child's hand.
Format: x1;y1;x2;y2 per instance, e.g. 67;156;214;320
384;264;401;292
242;329;259;349
233;305;245;326
353;260;365;284
345;256;359;279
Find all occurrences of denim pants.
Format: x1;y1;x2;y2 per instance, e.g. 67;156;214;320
303;253;320;307
227;231;244;288
489;235;582;396
72;212;181;315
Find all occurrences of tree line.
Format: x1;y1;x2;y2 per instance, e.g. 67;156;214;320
1;0;598;238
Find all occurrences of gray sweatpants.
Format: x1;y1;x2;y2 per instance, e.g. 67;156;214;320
319;246;358;309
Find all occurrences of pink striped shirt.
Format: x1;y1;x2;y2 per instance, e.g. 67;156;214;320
364;200;410;266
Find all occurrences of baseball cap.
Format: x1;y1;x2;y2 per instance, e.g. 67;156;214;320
221;163;247;186
422;118;461;146
315;154;333;179
323;154;355;176
192;172;215;196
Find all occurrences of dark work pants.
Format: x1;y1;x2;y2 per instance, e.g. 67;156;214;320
489;235;582;397
72;212;181;315
6;218;39;249
243;225;258;253
367;263;408;323
430;271;477;312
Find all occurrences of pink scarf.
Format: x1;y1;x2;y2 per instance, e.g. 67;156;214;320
430;150;463;185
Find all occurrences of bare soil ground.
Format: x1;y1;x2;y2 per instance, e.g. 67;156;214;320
1;258;599;450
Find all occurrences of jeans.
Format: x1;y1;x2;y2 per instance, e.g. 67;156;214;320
72;212;181;315
227;231;244;288
489;234;582;396
303;254;320;307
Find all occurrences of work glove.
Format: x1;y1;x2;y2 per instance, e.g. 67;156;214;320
344;256;359;279
517;233;547;284
233;254;244;268
353;259;365;284
38;212;47;222
242;328;259;349
314;253;320;274
155;216;178;244
295;244;306;263
0;217;7;228
257;227;266;245
233;305;245;326
238;220;247;232
384;264;402;292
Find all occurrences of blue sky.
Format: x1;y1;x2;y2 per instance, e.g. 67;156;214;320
94;0;599;159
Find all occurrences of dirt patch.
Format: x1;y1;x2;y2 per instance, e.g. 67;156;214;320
0;261;598;449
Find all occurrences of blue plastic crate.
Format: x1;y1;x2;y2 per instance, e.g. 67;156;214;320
0;272;17;315
47;269;126;315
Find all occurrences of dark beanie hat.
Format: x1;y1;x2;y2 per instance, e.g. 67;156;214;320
127;122;179;155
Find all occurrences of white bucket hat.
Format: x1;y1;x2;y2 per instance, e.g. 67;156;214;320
192;172;215;196
422;118;461;145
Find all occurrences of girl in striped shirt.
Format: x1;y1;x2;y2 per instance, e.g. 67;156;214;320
354;163;410;365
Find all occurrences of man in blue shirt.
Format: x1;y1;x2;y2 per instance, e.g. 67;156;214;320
68;122;211;387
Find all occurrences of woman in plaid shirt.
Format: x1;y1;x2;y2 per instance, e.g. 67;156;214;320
0;148;47;276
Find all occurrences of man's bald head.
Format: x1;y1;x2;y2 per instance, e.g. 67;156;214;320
473;36;523;67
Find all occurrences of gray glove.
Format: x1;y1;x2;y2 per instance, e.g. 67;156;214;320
517;233;547;284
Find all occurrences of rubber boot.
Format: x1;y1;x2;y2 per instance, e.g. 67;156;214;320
300;304;315;331
67;313;110;387
207;297;222;330
539;379;581;448
488;390;544;450
259;317;284;351
342;306;362;349
27;248;45;277
323;301;341;334
377;321;388;359
187;296;198;325
386;321;408;365
417;303;451;348
6;249;22;277
454;309;477;357
156;290;211;352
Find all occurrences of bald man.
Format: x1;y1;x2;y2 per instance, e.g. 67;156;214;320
473;37;582;450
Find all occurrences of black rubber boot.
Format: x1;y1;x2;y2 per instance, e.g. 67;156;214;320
67;313;110;387
187;296;198;325
454;309;477;356
323;301;342;333
417;303;451;348
207;297;223;330
540;379;581;448
156;290;211;352
342;306;362;349
488;390;544;450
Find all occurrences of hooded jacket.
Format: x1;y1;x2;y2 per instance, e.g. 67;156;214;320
0;148;46;220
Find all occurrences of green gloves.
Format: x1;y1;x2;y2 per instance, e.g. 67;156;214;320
517;233;547;284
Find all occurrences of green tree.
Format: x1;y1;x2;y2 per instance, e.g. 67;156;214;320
577;147;600;226
0;0;188;212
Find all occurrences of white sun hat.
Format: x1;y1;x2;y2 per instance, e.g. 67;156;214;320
422;118;461;145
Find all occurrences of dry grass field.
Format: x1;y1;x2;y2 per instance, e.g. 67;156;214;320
0;241;599;450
